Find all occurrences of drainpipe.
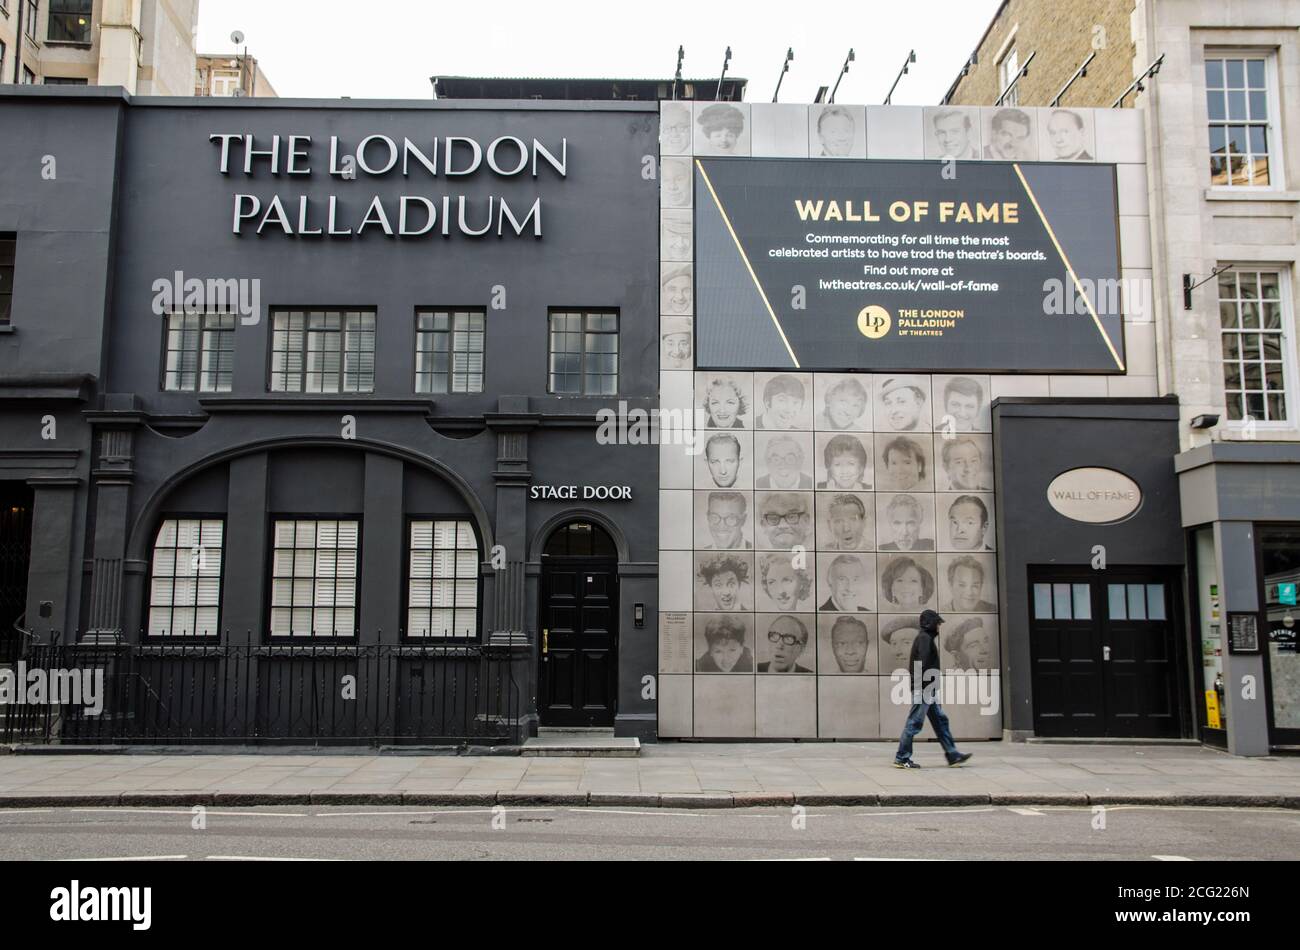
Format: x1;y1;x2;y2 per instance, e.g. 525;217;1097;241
13;0;25;83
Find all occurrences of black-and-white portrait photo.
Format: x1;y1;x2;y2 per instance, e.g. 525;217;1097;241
814;374;872;431
755;552;815;613
879;616;921;673
876;492;937;552
695;430;753;490
938;493;996;552
924;106;982;160
756;613;815;673
815;492;875;552
754;372;812;430
697;372;752;430
810;104;866;158
694;102;751;156
694;613;755;673
754;491;814;552
660;102;693;155
817;553;877;613
878;553;939;612
755;431;814;490
934;375;992;432
1043;108;1095;161
935;434;994;492
939;553;998;613
660;263;693;316
694;552;754;612
815;433;873;491
876;375;932;432
876;435;934;493
942;616;999;672
983;107;1038;160
694;490;753;551
818;614;878;675
661;209;693;261
660;156;692;208
661;315;693;371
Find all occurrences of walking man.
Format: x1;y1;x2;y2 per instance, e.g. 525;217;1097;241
894;609;974;769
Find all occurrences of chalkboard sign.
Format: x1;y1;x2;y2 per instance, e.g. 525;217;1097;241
1228;612;1261;654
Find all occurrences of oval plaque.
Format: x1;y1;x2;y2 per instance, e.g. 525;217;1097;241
1046;468;1142;524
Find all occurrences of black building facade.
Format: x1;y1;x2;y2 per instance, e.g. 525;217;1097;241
0;87;660;743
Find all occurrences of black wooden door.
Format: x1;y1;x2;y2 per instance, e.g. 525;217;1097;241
1101;578;1180;738
539;557;618;727
0;483;33;662
1029;573;1104;737
1029;570;1182;738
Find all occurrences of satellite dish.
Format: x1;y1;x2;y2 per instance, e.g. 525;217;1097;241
230;30;245;46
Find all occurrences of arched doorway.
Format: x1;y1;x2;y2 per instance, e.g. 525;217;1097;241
539;520;618;727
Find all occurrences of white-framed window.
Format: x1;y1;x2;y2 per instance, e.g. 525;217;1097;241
210;70;240;97
1218;268;1294;425
1205;52;1279;188
270;520;359;637
147;519;224;637
22;0;37;42
998;47;1020;107
406;520;479;638
1;42;7;82
270;309;376;393
162;311;236;392
415;308;485;394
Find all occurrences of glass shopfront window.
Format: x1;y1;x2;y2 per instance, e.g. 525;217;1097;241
1193;527;1225;732
1260;527;1300;740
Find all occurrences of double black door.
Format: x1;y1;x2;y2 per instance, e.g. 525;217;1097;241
1029;568;1184;738
538;557;618;727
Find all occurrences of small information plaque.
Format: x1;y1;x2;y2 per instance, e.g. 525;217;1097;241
1227;612;1261;655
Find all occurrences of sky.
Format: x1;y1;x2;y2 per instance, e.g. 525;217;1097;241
196;0;1005;104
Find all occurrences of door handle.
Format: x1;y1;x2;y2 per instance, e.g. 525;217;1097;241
542;628;549;657
1103;645;1111;661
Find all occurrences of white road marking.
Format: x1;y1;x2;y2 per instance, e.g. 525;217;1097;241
205;855;340;861
1152;854;1193;861
0;809;55;816
1008;807;1045;816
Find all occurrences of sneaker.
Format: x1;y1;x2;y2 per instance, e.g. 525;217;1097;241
947;752;973;767
893;759;922;769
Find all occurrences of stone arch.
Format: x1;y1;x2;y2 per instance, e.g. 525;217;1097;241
529;507;630;563
127;436;494;563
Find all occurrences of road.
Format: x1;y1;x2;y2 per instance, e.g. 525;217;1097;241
0;804;1296;860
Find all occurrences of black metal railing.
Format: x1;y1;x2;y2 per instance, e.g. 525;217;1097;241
0;632;522;747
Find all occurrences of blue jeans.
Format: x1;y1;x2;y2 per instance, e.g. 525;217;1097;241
895;701;959;762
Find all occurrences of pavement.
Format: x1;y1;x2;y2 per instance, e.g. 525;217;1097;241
1;741;1298;808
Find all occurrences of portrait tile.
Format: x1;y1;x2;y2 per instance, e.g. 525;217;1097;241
816;613;879;675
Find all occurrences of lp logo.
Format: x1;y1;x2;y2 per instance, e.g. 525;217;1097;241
857;306;892;340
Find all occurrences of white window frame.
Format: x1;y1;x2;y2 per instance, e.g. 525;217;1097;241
405;520;480;639
211;70;240;97
1204;48;1286;192
1220;265;1297;433
147;519;224;638
162;311;236;393
269;519;360;638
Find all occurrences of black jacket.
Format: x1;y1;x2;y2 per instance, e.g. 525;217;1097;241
908;622;942;694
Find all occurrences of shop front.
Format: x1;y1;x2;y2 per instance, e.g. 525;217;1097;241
1180;443;1300;753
